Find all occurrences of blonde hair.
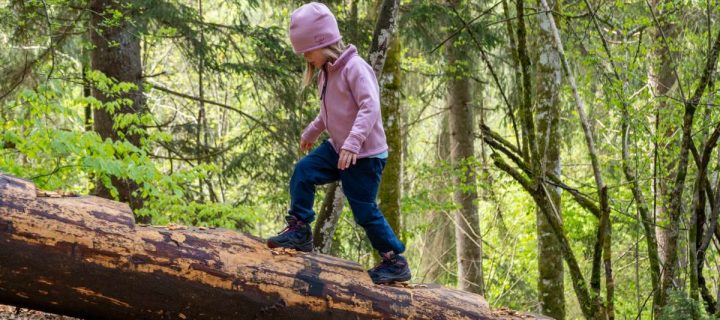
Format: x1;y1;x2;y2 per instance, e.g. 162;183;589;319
303;40;347;88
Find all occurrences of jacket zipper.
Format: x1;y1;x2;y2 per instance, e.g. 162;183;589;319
320;65;329;133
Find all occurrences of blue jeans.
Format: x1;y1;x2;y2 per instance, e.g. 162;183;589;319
289;140;405;254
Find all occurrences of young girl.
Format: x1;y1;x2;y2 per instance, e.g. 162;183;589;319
267;2;411;284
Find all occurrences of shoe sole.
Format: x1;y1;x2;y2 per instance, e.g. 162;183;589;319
370;271;412;284
267;239;313;252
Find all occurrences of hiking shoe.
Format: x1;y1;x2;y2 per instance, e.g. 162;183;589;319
267;215;313;252
368;251;412;284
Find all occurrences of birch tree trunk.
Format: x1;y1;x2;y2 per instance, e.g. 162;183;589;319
533;0;564;317
89;0;147;220
313;182;345;254
367;0;400;76
445;7;484;294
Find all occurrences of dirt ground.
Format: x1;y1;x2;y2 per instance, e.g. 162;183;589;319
0;305;78;320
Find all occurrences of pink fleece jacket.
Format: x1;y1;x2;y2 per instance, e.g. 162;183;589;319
300;45;388;158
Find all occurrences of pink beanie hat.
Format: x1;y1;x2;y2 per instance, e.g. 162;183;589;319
288;2;342;53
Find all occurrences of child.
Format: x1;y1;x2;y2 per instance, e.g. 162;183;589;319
267;2;411;285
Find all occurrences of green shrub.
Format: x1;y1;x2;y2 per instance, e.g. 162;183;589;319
659;290;717;320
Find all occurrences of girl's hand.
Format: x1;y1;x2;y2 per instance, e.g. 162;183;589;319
300;140;314;152
338;149;357;170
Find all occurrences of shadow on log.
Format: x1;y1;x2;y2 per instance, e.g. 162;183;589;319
0;173;548;320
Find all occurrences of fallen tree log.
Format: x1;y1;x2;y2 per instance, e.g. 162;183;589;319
0;173;546;320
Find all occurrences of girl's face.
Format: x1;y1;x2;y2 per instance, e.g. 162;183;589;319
304;48;327;68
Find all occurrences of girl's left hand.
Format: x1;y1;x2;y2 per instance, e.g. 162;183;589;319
338;149;357;170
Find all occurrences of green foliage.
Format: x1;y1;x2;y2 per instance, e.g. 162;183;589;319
400;1;498;60
3;0;720;318
659;290;718;320
0;80;256;231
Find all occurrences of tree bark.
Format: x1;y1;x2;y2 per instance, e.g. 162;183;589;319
89;0;147;221
445;9;484;295
535;0;615;317
378;35;403;236
312;184;343;249
647;0;680;284
533;0;564;317
313;182;345;254
367;0;400;76
0;173;549;320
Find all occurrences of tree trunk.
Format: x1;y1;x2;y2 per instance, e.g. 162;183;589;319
532;0;614;317
533;0;564;317
378;35;403;236
419;115;455;283
657;17;720;311
0;173;549;320
367;0;400;76
89;0;147;221
313;182;345;254
695;78;719;314
647;0;679;287
312;191;344;252
446;20;484;295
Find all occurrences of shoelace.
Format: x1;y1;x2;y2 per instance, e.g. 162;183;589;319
370;252;395;272
277;221;301;235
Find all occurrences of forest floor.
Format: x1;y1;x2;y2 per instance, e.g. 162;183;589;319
0;305;78;320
